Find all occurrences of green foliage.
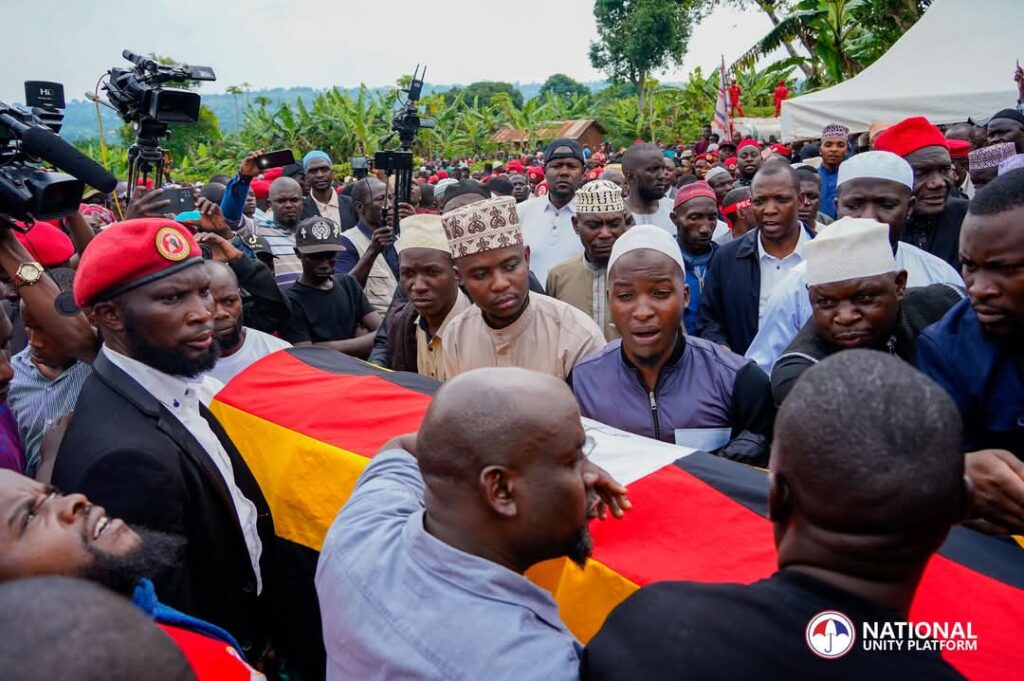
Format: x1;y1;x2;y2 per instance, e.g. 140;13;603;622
538;74;591;102
444;82;523;109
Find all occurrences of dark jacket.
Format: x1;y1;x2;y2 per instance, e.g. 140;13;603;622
382;299;419;372
899;197;968;270
696;225;815;354
230;255;291;335
51;354;275;659
917;298;1024;459
570;334;775;466
302;193;358;230
771;284;963;406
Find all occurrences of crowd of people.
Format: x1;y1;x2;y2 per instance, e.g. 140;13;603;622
0;66;1022;680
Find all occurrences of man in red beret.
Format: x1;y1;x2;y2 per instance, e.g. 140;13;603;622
734;139;763;187
50;218;276;662
874;116;967;268
946;138;972;199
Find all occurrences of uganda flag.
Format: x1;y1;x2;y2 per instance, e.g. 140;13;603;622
211;347;1024;680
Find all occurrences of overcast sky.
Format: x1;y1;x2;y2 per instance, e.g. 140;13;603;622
2;1;772;104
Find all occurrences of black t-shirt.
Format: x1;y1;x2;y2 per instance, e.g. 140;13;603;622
581;569;963;681
282;275;372;344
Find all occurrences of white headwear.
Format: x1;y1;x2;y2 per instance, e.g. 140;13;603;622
396;214;450;254
576;179;625;214
805;217;897;286
607;224;686;278
435;178;458;201
836;151;913;190
704;166;731;183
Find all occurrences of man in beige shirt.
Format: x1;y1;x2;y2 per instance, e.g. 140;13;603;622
546;180;632;341
441;196;606;380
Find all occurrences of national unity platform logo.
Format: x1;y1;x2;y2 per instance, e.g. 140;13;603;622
805;610;856;659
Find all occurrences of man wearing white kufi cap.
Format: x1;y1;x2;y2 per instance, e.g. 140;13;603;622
745;151;964;374
440;196;606;380
373;214;471;380
547;180;631;341
770;217;963;405
571;225;775;465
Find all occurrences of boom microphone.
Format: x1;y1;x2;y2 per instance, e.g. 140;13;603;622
19;125;118;192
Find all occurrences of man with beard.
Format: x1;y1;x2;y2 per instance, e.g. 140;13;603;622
442;197;606;380
745;151;963;373
771;217;961;405
671;182;721;334
51;219;275;661
874;117;968;269
985;108;1024;154
733;139;763;187
623;145;673;234
571;226;774;465
547;181;631;341
254;177;306;287
817;123;849;219
517;139;587;284
316;367;630;680
0;471;266;678
918;169;1024;532
376;214;470;380
301;150;358;230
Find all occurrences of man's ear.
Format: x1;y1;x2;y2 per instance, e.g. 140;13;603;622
91;300;125;334
959;474;975;523
452;263;464;287
523;245;531;267
768;471;791;523
480;465;517;518
571;215;580;236
906;195;916;221
894;270;909;300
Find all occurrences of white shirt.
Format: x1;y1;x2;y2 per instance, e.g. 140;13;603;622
517;195;581;285
629;196;676;236
207;328;291;385
745;242;964;373
711;220;733;245
102;345;264;593
756;226;811;323
311;189;343;228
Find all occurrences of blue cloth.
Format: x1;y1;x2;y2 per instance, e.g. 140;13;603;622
0;403;25;473
681;242;717;335
315;449;581;681
917;299;1024;458
303;150;331;171
220;173;252;225
335;221;400;279
131;578;244;655
817;165;839;219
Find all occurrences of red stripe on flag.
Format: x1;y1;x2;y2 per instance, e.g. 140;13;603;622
215;352;431;455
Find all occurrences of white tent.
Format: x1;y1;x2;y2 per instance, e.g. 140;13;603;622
780;0;1022;141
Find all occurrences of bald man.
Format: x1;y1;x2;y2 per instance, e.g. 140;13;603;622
583;351;967;680
248;177;306;287
622;144;675;235
316;368;629;681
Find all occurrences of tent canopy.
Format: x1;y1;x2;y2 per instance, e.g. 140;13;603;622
780;0;1021;141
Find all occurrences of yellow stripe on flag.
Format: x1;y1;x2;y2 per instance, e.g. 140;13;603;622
211;400;370;552
528;558;640;643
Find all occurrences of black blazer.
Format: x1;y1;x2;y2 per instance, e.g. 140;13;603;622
696;225;815;354
302;193;358;230
51;353;275;659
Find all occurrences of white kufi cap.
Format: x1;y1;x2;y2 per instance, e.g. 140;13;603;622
607;224;685;279
396;214;450;254
805;216;896;286
836;151;913;190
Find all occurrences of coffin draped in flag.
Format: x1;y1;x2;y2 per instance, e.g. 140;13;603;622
211;347;1024;680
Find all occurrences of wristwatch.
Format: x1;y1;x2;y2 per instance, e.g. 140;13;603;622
12;261;43;289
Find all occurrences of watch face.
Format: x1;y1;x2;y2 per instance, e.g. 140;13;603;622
17;263;42;283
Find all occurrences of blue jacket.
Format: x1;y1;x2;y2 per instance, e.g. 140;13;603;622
696;225;814;354
132;578;244;655
570;334;775;466
917;299;1024;459
681;242;718;335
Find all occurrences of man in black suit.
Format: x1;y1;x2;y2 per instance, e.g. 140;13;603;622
51;218;274;661
301;150;358;230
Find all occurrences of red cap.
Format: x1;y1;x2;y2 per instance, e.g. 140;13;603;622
14;221;75;267
946;139;970;159
873;116;946;158
527;167;545;180
673;181;716;208
261;167;284;182
436;170;449;179
250;179;270;199
506;160;523;173
428;174;438;184
737;139;760;153
74;218;202;308
535;180;549;196
770;143;791;156
724;156;738;168
586;167;604;181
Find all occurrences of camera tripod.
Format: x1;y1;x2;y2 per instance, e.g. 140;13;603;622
125;119;171;203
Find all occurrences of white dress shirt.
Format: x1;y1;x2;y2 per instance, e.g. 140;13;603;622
629;196;676;236
745;242;964;373
102;345;264;593
517;195;581;285
756;226;811;324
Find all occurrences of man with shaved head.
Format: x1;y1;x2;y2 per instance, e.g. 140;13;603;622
254;176;306;287
582;351;968;680
622;144;675;235
316;367;629;681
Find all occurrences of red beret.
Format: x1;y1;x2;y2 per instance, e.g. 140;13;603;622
737;138;760;153
873;116;946;158
261;167;284;182
535;180;549;196
770;143;792;156
436;170;449;179
15;221;75;267
946;139;970;159
506;160;523;173
74;218;202;308
586;168;604;181
527;167;545;180
428;174;438;184
250;179;271;199
724;156;738;168
673;181;716;208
